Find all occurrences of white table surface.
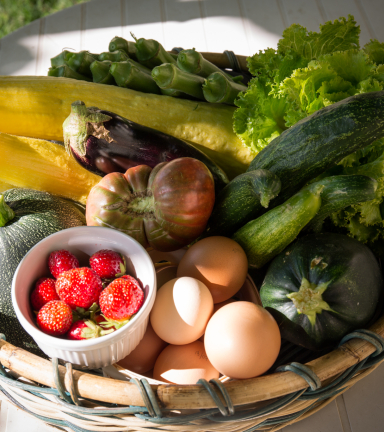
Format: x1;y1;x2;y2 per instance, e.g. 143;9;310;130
1;0;384;431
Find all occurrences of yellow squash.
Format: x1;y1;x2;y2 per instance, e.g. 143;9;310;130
0;132;101;204
0;76;254;178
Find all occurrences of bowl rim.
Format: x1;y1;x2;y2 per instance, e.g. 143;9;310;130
11;226;156;350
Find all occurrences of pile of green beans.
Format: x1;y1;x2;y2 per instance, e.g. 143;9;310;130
48;36;247;105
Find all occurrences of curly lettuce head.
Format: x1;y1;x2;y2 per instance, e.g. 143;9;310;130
233;15;361;153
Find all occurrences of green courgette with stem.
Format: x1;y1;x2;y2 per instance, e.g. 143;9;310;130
247;91;384;210
232;183;323;268
205;169;281;237
305;175;378;233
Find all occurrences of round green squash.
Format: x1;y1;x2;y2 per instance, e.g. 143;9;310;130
260;233;383;350
0;188;86;354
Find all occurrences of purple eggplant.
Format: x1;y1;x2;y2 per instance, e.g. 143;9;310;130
63;101;229;193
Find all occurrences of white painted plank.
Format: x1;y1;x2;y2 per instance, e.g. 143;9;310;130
358;0;384;42
342;361;384;432
241;0;286;52
163;0;208;52
83;0;123;54
319;0;373;47
0;20;41;76
1;402;54;432
36;5;83;76
282;400;344;432
124;0;165;47
199;0;251;55
280;0;326;30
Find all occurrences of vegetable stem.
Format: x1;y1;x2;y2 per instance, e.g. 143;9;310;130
98;50;129;62
110;60;160;94
90;60;115;85
152;63;205;100
0;195;14;227
203;72;247;105
48;65;91;81
177;48;242;82
66;51;98;77
134;37;177;68
109;36;137;59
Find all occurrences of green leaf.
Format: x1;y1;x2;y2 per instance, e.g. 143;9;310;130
233;77;288;152
278;15;360;60
364;39;384;65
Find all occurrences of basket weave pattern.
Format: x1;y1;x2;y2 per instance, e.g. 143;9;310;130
0;316;383;431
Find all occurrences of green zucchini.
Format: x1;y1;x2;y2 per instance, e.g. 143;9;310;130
232;183;323;268
305;175;378;233
0;188;86;354
260;233;383;350
205;169;281;237
248;91;384;209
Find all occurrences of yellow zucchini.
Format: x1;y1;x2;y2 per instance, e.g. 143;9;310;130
0;132;101;204
0;76;253;179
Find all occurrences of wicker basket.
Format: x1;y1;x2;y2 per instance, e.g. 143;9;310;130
1;51;384;432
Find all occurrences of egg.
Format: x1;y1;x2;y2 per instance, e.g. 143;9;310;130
153;341;220;384
116;321;168;374
204;301;281;379
150;277;214;344
177;237;248;303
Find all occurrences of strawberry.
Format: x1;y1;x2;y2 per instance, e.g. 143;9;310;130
55;267;103;310
67;319;113;340
99;275;144;326
89;249;126;279
49;249;79;278
36;300;73;336
94;313;117;331
30;277;59;311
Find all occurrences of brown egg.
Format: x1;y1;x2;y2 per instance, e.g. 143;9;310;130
198;298;237;343
150;277;214;345
204;302;281;379
117;321;168;374
177;237;248;303
153;341;220;384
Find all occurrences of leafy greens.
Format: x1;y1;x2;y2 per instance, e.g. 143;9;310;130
234;15;384;254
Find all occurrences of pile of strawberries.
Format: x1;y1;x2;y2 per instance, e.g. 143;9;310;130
30;249;144;340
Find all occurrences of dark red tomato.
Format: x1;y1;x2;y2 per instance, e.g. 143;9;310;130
86;158;215;251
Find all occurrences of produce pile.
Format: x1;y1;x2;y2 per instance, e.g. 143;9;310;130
0;15;384;384
233;14;384;254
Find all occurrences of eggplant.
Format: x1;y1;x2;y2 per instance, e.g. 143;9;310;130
63;101;229;193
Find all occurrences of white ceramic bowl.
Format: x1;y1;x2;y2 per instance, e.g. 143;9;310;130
12;226;156;369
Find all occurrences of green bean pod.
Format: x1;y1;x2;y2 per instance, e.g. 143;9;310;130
48;65;91;81
152;63;205;100
110;60;161;94
177;48;241;82
98;50;129;62
66;51;98;77
90;60;115;85
134;38;177;68
50;50;73;68
203;72;247;105
109;36;138;59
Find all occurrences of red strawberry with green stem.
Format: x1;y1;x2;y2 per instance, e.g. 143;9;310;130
99;275;144;329
30;277;59;311
37;300;73;336
55;267;103;310
49;250;79;278
89;249;126;279
67;319;114;340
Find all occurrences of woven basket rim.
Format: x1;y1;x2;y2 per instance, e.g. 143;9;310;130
0;313;383;410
